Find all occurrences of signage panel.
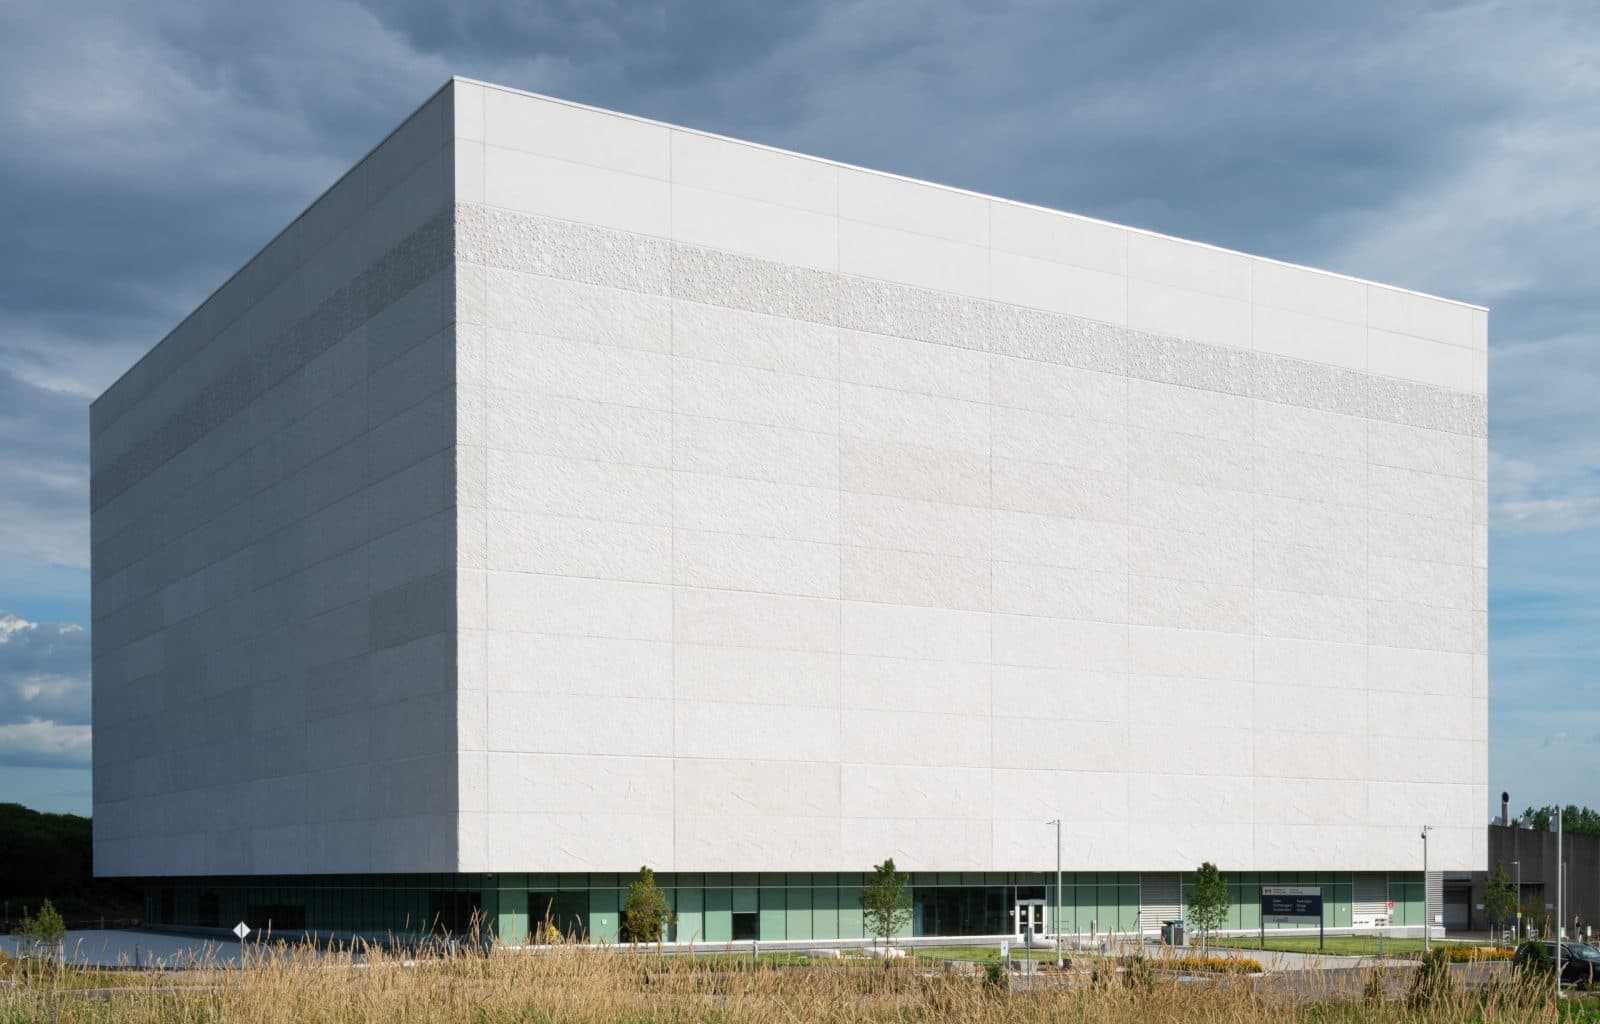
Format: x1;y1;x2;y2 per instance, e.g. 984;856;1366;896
1260;886;1323;924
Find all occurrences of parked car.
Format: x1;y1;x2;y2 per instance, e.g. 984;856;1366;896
1513;940;1600;988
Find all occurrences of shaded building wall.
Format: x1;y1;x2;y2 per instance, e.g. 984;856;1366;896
91;85;461;877
1471;824;1600;935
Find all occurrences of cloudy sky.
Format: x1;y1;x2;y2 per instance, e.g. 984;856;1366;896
1;0;1595;817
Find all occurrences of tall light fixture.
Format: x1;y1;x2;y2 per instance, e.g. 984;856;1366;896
1420;825;1433;953
1046;818;1062;968
1557;806;1564;1000
1512;860;1521;941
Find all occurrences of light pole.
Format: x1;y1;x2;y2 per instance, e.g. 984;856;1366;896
1047;819;1062;968
1420;825;1433;953
1512;860;1521;941
1557;806;1564;1000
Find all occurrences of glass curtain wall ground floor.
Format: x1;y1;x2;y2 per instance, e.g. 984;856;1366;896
142;871;1427;944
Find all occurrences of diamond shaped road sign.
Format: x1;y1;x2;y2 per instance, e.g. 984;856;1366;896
233;921;251;941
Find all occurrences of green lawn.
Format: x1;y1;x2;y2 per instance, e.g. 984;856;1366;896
913;944;1073;965
663;951;818;967
1207;935;1492;956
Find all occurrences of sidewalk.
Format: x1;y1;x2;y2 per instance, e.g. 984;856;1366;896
1169;944;1417;971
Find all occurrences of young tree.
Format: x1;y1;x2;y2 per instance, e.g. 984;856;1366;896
18;899;66;962
619;865;675;944
1185;863;1229;952
859;858;913;949
1482;862;1518;942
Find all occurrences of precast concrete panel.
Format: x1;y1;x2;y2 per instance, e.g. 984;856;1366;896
91;85;461;877
94;79;1488;880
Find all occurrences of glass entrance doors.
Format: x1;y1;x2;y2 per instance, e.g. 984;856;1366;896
1014;899;1046;940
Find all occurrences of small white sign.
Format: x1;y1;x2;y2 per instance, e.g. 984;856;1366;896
233;921;251;941
999;940;1009;957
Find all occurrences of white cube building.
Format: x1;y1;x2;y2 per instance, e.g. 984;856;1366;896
91;78;1487;942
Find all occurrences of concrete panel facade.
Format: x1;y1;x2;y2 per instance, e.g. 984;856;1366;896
91;88;460;877
95;78;1487;883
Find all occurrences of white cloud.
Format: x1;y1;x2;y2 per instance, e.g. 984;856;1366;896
1490;451;1600;535
0;720;92;768
0;609;91;768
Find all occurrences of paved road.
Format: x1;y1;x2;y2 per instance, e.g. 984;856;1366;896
1;930;244;968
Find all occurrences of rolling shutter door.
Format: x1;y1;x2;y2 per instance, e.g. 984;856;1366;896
1140;873;1181;934
1354;873;1388;925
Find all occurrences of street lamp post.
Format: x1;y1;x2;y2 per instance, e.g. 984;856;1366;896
1512;860;1521;941
1046;819;1062;968
1421;825;1433;953
1557;807;1564;1000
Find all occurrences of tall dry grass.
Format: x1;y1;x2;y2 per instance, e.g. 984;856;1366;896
0;939;1573;1024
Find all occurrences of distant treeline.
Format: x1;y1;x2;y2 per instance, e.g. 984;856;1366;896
1520;805;1600;836
0;802;141;922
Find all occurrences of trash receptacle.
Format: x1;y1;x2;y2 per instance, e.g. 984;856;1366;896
1161;920;1186;946
1172;920;1185;946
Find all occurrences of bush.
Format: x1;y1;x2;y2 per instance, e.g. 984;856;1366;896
16;900;65;949
1407;947;1457;1009
1434;945;1514;963
619;866;674;944
1159;955;1262;975
1362;968;1388;1006
1118;955;1155;992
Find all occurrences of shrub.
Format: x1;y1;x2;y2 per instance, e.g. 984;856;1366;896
1159;955;1261;975
16;900;65;950
1118;955;1155;992
619;866;675;944
1362;967;1388;1006
1435;945;1514;963
1407;947;1457;1009
1515;941;1554;979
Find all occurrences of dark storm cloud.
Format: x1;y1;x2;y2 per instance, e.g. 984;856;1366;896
0;367;88;572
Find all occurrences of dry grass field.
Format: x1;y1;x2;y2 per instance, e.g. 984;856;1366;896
0;940;1591;1023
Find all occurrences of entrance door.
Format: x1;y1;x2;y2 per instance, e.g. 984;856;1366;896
1015;900;1045;940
